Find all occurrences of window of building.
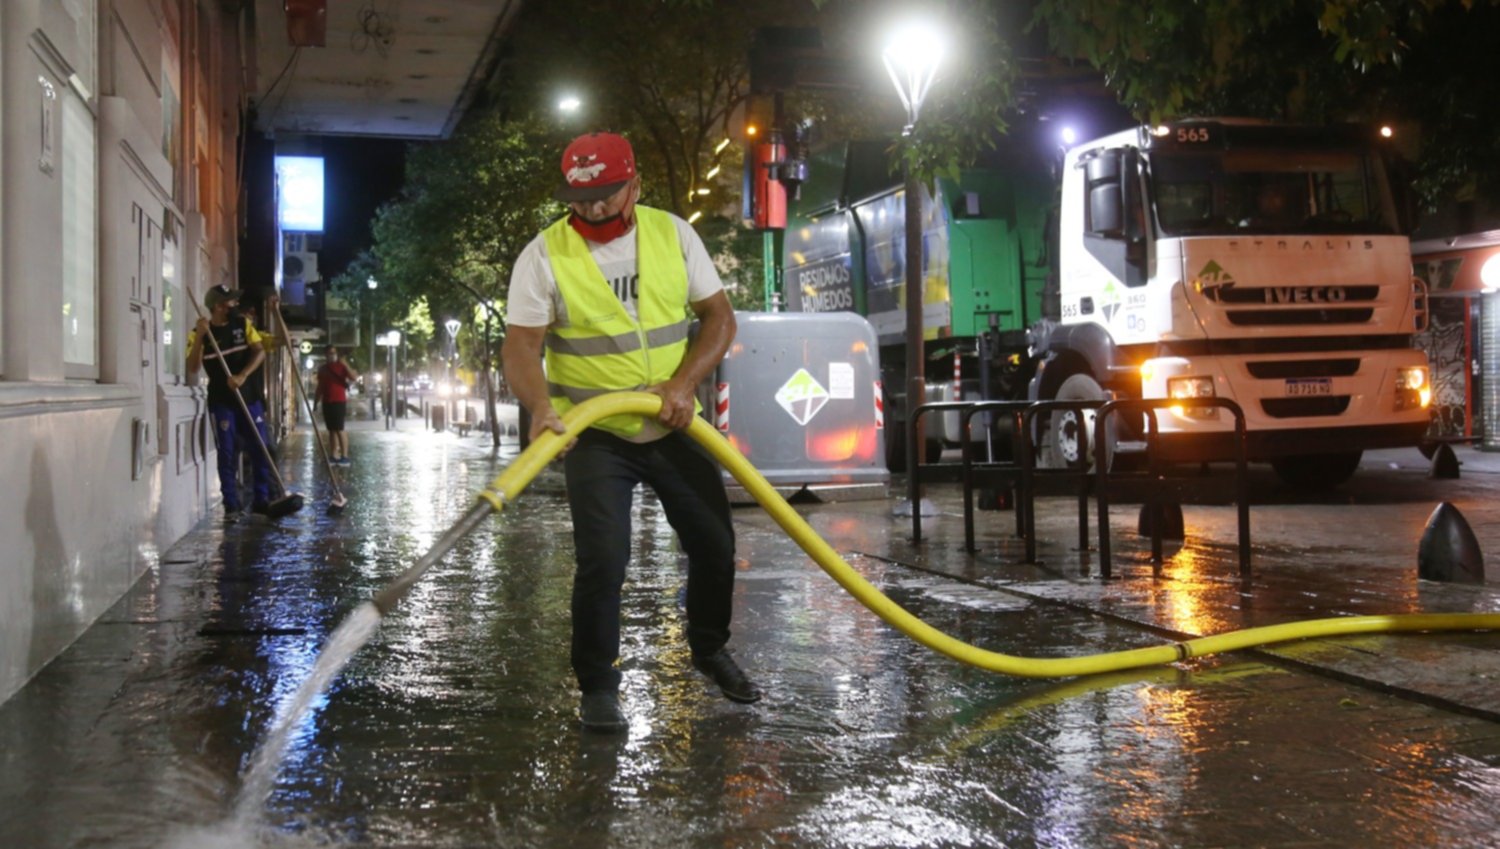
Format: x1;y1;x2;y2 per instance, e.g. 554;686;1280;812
61;90;98;377
162;222;183;380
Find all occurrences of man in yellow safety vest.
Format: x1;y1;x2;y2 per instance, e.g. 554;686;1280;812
502;132;759;733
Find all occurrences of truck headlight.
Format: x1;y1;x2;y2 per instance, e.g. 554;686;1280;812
1167;376;1217;418
1395;366;1430;410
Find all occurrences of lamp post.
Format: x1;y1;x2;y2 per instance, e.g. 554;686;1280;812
385;330;402;430
446;278;508;448
366;275;379;419
445;317;461;425
883;18;944;513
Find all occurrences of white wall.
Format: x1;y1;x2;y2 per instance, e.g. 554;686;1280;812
0;0;243;704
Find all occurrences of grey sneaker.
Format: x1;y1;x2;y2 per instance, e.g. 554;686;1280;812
579;691;627;733
693;649;762;704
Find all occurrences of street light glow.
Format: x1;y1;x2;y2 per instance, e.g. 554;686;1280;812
882;18;945;130
558;94;581;113
367;276;378;289
1481;254;1500;292
1060;126;1078;146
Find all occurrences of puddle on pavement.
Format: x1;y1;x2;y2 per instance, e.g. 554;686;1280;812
5;429;1500;847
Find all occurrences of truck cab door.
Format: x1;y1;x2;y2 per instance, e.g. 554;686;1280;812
1082;149;1148;289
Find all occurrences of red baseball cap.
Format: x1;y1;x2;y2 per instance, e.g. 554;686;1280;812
555;132;636;202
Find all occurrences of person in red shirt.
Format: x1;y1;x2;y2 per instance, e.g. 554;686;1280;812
315;345;359;464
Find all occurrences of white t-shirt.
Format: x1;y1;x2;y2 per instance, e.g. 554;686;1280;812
507;212;724;328
507;211;725;442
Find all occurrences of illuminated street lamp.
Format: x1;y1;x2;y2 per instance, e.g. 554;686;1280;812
883;17;944;511
558;94;582;114
883;19;944;134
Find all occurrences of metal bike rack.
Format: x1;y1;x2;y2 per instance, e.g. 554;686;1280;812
1018;400;1105;564
908;401;981;543
1092;397;1251;579
909;399;1101;560
957;401;1031;552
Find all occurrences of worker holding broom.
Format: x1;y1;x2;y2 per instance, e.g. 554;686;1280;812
188;284;274;520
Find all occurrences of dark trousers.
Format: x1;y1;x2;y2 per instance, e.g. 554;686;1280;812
209;400;273;511
564;428;736;693
322;401;347;432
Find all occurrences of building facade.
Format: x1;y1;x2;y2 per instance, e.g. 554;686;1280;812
2;0;245;703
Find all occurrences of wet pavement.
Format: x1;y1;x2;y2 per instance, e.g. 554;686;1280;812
2;418;1499;848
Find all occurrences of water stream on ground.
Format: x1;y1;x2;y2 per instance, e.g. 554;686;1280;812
233;602;384;824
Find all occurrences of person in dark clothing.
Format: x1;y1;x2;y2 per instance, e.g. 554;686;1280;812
187;285;273;519
502;132;759;734
315;345;358;464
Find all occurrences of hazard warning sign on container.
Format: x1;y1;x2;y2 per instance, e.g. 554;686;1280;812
774;368;830;426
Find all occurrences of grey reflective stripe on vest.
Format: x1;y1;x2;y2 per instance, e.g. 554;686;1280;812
544;318;690;357
646;318;691;348
546;381;645;403
545;331;639;356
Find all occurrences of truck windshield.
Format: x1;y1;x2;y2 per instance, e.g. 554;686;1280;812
1147;148;1399;237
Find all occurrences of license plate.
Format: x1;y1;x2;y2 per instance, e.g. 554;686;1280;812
1285;378;1331;396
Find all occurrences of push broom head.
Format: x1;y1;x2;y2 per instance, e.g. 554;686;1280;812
326;493;348;516
264;492;304;519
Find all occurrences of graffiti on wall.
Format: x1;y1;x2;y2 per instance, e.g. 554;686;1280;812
1416;295;1469;438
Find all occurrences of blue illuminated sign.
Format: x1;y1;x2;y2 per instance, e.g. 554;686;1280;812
275;155;325;232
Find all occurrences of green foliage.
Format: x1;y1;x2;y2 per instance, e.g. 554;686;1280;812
1030;0;1500;209
503;0;866;295
347;112;561;363
504;0;779;217
396;298;435;355
693;214;766;310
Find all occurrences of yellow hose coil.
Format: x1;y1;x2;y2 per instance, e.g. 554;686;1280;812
480;392;1500;678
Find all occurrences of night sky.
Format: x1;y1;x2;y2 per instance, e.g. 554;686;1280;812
317;136;409;284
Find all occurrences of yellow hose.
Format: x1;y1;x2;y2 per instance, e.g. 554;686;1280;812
479;392;1500;678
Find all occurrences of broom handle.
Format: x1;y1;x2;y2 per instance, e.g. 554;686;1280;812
273;304;345;495
187;289;291;496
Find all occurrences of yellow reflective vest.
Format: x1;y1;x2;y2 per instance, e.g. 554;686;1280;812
542;206;696;438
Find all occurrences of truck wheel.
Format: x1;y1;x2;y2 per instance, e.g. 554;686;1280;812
1270;451;1362;489
1040;373;1113;470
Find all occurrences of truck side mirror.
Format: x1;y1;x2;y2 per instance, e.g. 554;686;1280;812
1089;183;1124;237
1084;152;1126;238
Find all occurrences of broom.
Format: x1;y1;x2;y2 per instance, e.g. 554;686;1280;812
271;303;348;515
188;289;304;519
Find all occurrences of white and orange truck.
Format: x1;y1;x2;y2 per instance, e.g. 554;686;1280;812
782;118;1432;486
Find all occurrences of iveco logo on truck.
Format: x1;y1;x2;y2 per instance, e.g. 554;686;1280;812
1264;286;1347;304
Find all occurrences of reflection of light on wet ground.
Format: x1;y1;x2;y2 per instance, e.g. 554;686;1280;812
1153;545;1231;634
15;428;1500;848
